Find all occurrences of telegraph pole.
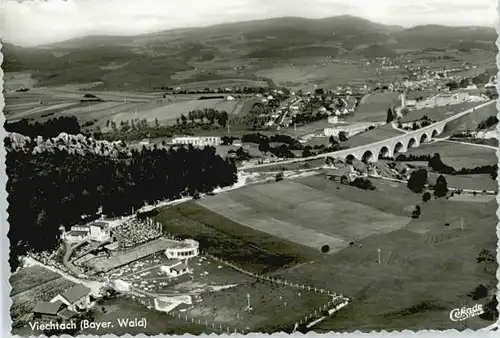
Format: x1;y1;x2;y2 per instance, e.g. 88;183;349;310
461;217;464;231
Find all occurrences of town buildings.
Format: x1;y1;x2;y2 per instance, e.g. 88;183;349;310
171;136;222;147
32;284;92;322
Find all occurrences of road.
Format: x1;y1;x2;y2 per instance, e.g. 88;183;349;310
242;100;496;170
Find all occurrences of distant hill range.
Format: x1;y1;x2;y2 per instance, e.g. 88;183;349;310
3;15;497;89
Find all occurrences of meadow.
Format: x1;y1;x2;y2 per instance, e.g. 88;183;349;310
197;178;412;253
343;124;405;148
404;141;497;168
276;189;497;331
400;102;482;123
155;174;497;330
153;203;320;274
353;92;400;122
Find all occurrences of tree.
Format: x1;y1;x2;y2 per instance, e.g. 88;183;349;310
338;131;348;142
422;192;431;202
302;147;313;157
434;175;448;198
468;284;488;300
412;205;421;218
221;136;233;145
321;245;330;253
180;114;187;125
407;169;428;193
154;118;159;127
258;140;270;153
386;108;394;123
481;296;499;321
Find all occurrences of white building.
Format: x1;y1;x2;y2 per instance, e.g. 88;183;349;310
89;222;111;242
171;136;222;147
161;261;191;277
328;116;339;124
62;221;110;243
158;239;200;278
226;95;235;101
165;239;199;259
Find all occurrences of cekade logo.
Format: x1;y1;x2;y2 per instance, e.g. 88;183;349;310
449;304;484;321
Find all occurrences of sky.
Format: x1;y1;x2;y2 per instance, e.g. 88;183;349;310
1;0;498;47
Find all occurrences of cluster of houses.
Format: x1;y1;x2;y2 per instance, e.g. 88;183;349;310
32;284;92;323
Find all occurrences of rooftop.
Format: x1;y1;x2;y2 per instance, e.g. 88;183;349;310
57;308;78;320
90;221;108;229
172;263;189;272
61;284;91;304
33;300;65;315
66;230;89;237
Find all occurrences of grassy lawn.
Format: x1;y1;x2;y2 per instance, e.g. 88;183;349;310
153;202;320;274
85;296;209;335
428;173;497;191
10;266;62;296
344;124;405;148
404;141;497;168
197;178;412;252
273;183;497;331
400;102;481;123
184;281;330;332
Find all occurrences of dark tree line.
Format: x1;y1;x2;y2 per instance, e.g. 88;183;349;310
477;116;498;130
428;153;497;179
5;116;81;139
6;141;237;271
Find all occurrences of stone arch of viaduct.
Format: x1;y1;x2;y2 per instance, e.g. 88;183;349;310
245;100;494;169
332;121;446;163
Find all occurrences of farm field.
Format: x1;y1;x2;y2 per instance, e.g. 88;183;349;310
153;203;321;274
4;85;259;128
343;124;405;148
442;101;498;133
271;178;497;331
404;141;496;168
353;92;400;122
110;98;245;125
428;173;497;192
400;102;483;123
254;61;379;89
196;177;413;253
10;266;77;329
169;78;269;90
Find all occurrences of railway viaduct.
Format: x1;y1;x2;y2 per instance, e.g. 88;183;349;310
244;100;495;168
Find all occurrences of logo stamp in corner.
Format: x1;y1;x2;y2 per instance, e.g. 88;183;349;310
450;305;485;322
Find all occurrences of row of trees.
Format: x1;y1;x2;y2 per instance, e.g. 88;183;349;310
477;116;498;130
5;116;81;139
7;138;237;271
429;153;498;179
178;108;229;127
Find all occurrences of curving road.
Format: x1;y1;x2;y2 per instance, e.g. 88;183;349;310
242;100;496;170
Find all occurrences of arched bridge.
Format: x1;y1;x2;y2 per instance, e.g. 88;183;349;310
245;100;495;168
